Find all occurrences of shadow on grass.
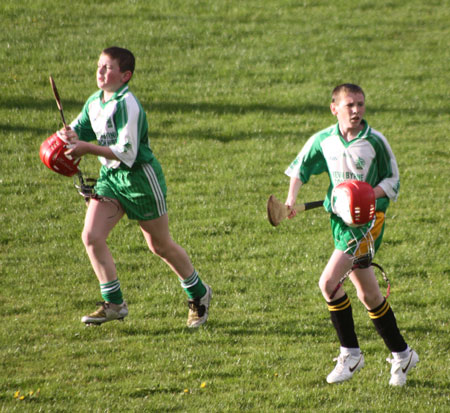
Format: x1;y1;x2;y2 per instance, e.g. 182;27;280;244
5;95;443;141
115;318;328;339
129;386;183;397
2;96;322;140
406;378;449;391
118;324;190;336
2;96;83;112
1;123;51;135
211;319;329;338
3;96;327;115
148;128;295;142
3;96;323;141
148;101;328;116
1;96;82;135
3;95;445;117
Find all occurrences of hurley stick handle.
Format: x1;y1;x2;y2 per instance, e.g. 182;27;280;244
295;200;324;212
49;76;67;127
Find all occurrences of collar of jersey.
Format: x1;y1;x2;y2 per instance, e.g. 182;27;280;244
99;84;129;106
333;120;370;146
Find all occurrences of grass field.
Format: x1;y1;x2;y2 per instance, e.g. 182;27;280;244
1;0;449;411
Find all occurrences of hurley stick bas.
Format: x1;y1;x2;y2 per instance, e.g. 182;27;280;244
267;195;323;227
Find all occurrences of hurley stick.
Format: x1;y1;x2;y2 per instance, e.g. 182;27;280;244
49;75;67;128
267;195;323;227
49;75;83;180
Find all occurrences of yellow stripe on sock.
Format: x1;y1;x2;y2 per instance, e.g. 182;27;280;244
369;301;390;319
328;297;351;312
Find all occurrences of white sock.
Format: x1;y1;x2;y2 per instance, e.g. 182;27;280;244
392;346;410;360
340;346;361;357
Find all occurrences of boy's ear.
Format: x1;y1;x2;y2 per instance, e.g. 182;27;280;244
122;71;133;83
330;102;338;116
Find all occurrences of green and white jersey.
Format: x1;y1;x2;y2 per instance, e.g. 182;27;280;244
285;121;400;213
70;84;154;169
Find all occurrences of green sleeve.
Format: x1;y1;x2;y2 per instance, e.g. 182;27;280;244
298;137;328;184
70;95;98;142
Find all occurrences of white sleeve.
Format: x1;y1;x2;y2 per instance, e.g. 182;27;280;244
109;96;140;168
376;134;400;201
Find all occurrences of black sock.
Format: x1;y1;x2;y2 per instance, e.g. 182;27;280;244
368;299;407;353
327;294;359;349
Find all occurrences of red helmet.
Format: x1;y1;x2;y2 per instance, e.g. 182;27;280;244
331;180;376;227
40;132;80;177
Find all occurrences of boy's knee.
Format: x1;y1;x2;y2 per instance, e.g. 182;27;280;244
148;240;170;258
357;289;383;309
81;229;89;247
81;228;103;248
319;277;334;297
150;239;184;260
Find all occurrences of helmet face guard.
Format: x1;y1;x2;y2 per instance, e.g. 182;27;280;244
331;180;376;227
40;132;81;177
346;229;375;268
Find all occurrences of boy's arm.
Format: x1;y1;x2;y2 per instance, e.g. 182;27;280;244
60;127;119;161
372;134;400;201
108;96;142;168
67;140;119;161
69;97;98;142
285;176;303;218
373;185;386;199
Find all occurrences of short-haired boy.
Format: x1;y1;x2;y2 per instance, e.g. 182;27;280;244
59;47;211;328
285;84;418;386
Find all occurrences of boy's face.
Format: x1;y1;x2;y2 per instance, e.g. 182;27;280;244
330;92;365;130
97;53;132;94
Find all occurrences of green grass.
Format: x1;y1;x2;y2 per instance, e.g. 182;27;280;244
1;0;449;411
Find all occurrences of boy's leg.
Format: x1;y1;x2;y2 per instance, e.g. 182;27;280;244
349;266;384;310
81;199;128;325
319;249;353;302
350;267;406;353
139;214;195;279
139;214;211;327
82;198;124;284
350;267;418;386
319;250;364;383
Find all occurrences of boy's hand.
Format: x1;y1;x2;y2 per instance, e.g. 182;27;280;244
286;177;302;218
65;140;91;158
56;126;86;158
58;126;78;143
58;130;119;161
285;199;297;219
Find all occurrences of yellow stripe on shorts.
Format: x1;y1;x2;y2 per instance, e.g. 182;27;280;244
353;211;385;256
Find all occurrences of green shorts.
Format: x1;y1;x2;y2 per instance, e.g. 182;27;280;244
95;158;167;221
331;212;385;257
